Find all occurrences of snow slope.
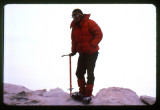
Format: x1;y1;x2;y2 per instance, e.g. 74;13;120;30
3;83;155;105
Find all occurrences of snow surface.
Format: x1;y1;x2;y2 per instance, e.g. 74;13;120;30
3;83;155;105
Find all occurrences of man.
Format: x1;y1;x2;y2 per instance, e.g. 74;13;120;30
69;8;103;104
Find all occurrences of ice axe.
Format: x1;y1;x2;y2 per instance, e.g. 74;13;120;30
62;54;74;96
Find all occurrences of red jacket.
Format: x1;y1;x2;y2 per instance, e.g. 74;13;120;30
70;14;103;54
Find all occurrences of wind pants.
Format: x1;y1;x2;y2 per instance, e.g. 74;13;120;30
76;51;99;85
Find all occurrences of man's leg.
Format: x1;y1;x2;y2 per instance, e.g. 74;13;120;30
84;52;98;98
75;54;87;95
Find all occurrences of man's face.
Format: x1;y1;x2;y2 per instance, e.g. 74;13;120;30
72;13;82;23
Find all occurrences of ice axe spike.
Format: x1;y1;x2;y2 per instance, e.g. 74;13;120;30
68;88;74;91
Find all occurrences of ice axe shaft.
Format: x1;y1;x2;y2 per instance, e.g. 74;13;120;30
69;56;72;96
61;54;73;96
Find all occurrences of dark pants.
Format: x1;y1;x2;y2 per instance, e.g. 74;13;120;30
76;52;99;85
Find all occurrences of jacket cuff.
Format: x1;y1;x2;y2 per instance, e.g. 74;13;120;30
91;43;97;48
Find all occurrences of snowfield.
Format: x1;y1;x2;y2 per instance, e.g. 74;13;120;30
3;83;155;105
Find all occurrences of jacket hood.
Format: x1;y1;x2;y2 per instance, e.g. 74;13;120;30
70;14;91;28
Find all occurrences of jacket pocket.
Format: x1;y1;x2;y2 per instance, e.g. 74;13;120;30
82;43;93;53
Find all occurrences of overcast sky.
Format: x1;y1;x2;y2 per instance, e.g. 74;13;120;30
4;4;156;97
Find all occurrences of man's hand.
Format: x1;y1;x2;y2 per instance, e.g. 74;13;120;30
69;52;77;56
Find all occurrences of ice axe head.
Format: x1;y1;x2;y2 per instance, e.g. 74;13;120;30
61;54;70;57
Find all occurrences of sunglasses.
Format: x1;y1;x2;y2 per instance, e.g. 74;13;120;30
72;14;80;18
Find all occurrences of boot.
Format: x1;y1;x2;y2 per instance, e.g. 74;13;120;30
71;78;86;100
82;84;94;104
71;92;84;100
82;96;92;104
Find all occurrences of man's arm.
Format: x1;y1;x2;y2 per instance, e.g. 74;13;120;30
88;20;103;48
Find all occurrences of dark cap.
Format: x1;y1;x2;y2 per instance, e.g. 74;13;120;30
72;8;83;15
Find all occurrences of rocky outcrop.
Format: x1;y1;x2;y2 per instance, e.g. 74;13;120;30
3;83;155;105
92;87;145;105
140;95;156;105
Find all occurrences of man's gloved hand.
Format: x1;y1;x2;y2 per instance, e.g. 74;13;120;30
69;52;77;56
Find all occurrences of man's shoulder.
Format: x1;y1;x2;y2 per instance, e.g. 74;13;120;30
88;19;98;26
88;19;95;22
70;20;75;28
